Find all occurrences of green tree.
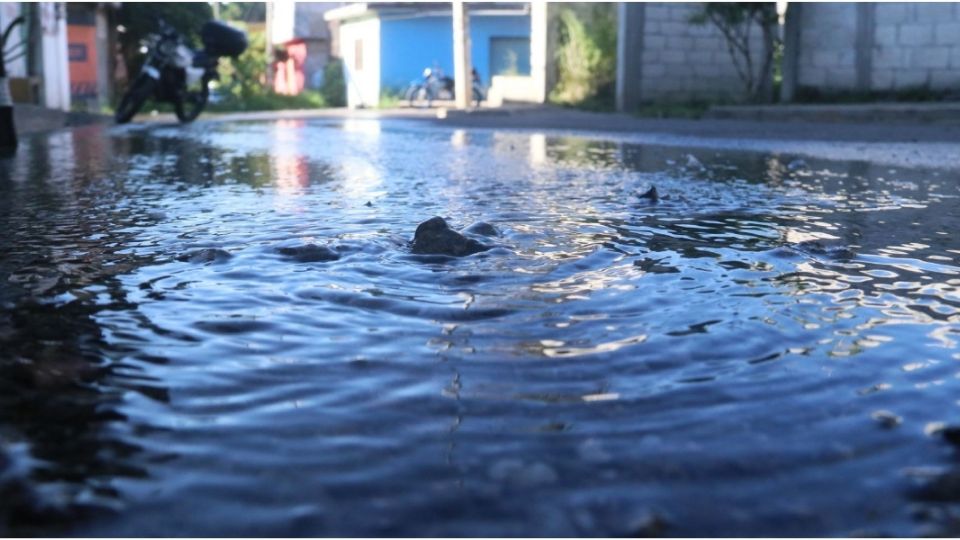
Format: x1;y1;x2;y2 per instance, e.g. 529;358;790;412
689;3;779;103
216;28;268;102
116;2;213;83
217;2;266;23
320;58;346;107
549;3;617;110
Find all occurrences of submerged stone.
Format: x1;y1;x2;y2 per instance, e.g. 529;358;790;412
634;258;679;274
464;221;500;237
940;426;960;446
277;244;340;263
872;409;902;429
177;248;232;264
638;186;659;202
412;217;489;257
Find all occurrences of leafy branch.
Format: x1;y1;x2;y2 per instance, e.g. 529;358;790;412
689;3;779;102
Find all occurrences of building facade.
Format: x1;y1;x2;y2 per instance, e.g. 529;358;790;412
326;2;535;108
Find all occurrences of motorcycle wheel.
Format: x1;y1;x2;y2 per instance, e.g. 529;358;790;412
405;85;421;107
115;75;156;124
175;78;210;123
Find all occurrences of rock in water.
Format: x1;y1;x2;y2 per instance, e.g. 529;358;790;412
638;186;659;202
277;244;340;263
412;217;489;257
177;248;232;264
463;221;500;237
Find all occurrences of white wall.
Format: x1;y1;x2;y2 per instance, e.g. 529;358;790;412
40;2;71;110
339;17;380;108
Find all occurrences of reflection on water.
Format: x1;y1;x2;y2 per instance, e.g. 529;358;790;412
1;119;960;536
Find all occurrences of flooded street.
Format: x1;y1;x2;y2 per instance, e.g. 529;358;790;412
2;117;960;536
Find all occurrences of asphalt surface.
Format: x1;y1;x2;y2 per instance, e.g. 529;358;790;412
13;103;960;170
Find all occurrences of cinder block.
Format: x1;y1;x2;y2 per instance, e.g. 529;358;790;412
915;3;955;24
692;62;723;77
895;69;930;87
949;46;960;69
670;4;697;21
825;67;857;88
798;67;828;87
899;24;934;46
660;22;689;36
871;69;896;89
914;46;951;68
875;3;910;25
872;46;903;69
934;22;960;45
693;37;717;50
644;35;667;49
666;35;694;50
874;25;898;47
643;63;667;77
661;49;686;64
930;69;960;89
646;5;668;20
812;50;841;68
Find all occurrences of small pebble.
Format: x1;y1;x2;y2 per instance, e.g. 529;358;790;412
277;244;340;263
177;248;232;264
872;410;902;429
787;158;808;171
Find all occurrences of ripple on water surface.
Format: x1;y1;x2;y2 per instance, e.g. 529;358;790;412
1;120;960;536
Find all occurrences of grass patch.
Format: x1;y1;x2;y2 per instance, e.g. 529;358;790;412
795;85;960;104
207;90;326;112
633;101;712;120
379;88;403;109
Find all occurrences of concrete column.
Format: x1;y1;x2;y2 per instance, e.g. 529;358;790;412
452;0;472;109
265;2;274;88
615;2;644;112
780;2;801;102
95;5;110;110
530;1;548;103
40;2;70;111
854;2;875;92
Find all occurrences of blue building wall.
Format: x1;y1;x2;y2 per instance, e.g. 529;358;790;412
379;14;531;92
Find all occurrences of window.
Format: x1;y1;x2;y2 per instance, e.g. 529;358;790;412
354;39;363;71
489;37;531;76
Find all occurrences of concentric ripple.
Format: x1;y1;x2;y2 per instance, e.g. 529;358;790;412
1;119;959;536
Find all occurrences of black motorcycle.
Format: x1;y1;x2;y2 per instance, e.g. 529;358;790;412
115;19;247;124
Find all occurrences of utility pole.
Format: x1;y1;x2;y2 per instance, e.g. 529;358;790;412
265;2;274;89
452;0;472;109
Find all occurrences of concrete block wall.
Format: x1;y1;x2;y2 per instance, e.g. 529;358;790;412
794;3;858;89
787;2;960;96
630;3;770;103
872;2;960;90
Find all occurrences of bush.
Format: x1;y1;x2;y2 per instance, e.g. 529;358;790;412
216;28;269;102
549;4;616;110
210;28;328;112
321;58;347;107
